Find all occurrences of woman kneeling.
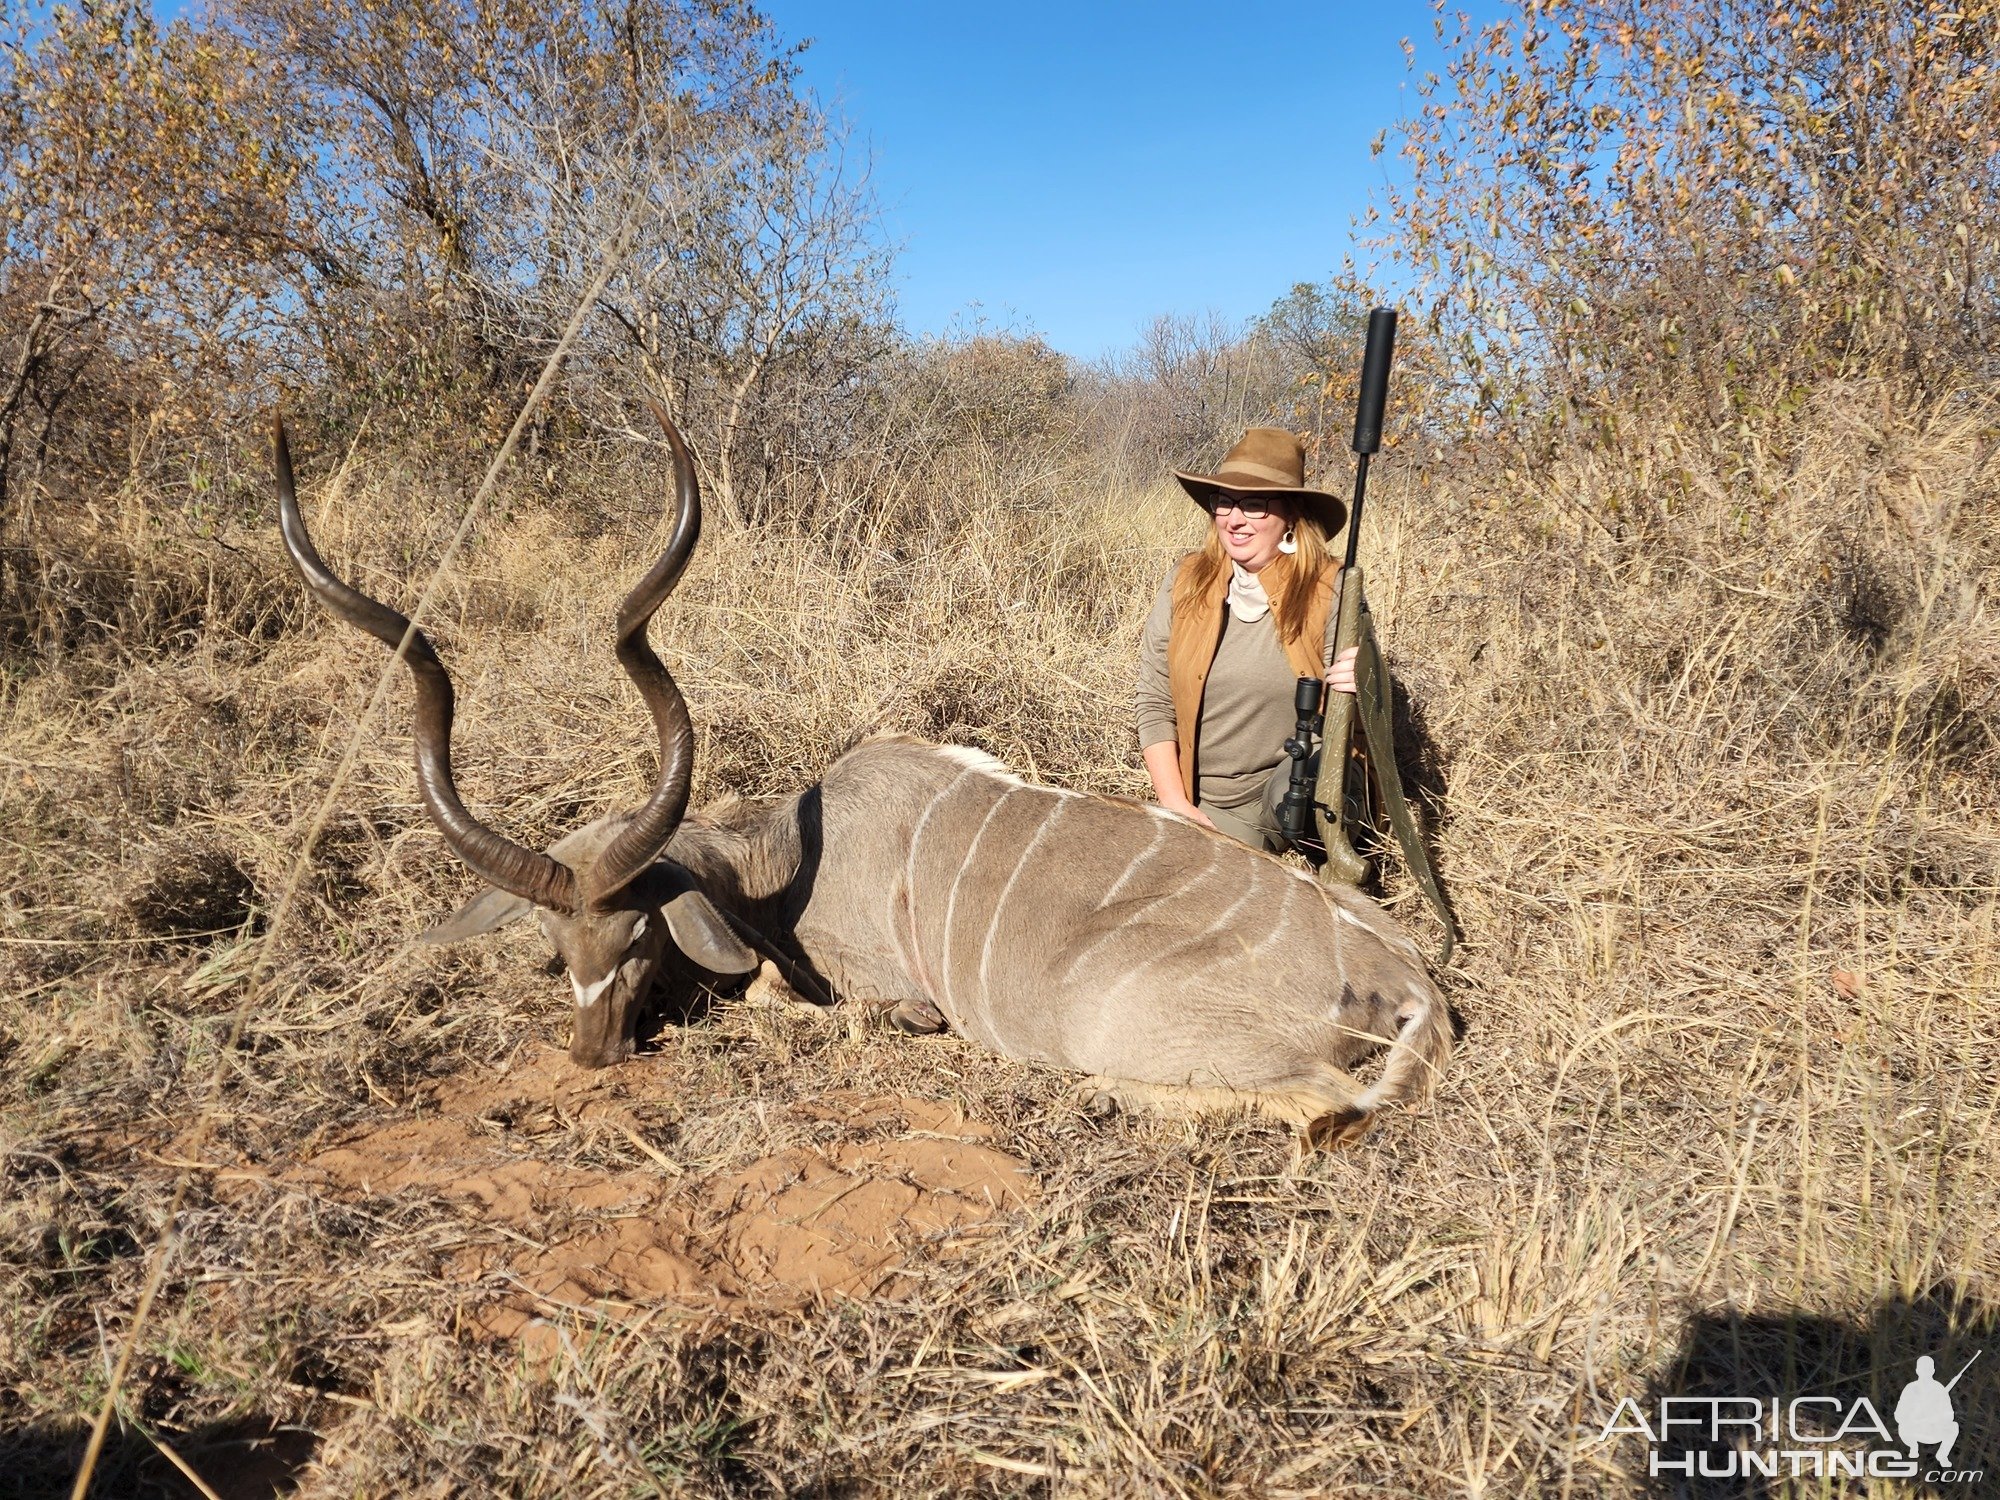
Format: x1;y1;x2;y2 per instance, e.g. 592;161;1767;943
1135;427;1358;852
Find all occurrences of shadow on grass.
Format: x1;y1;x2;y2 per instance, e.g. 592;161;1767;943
1632;1288;1997;1497
0;1415;316;1500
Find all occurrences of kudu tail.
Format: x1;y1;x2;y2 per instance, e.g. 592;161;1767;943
1305;987;1452;1150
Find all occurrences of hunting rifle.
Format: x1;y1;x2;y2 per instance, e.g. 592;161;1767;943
1275;307;1456;962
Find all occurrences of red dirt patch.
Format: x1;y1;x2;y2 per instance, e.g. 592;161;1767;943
275;1046;1032;1351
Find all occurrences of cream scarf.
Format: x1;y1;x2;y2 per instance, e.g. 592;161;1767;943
1227;561;1271;623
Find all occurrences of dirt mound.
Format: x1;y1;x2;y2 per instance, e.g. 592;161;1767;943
279;1046;1032;1352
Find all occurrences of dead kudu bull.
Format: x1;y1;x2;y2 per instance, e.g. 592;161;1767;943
275;407;1450;1147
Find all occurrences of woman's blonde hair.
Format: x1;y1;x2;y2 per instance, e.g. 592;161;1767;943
1171;503;1336;646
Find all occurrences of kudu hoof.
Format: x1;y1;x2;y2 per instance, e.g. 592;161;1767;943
1301;1105;1376;1152
886;998;947;1035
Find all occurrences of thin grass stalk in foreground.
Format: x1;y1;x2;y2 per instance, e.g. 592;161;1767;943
64;201;644;1500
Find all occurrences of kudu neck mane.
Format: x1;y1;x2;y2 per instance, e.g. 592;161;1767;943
664;790;818;924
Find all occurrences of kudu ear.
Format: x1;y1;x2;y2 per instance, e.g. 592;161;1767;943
421;887;536;945
660;889;759;974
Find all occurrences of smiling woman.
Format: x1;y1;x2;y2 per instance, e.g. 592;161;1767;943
1134;428;1361;853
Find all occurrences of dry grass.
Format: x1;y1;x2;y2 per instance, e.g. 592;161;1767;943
2;379;1997;1497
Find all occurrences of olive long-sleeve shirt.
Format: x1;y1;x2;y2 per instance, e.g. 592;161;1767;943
1134;567;1339;811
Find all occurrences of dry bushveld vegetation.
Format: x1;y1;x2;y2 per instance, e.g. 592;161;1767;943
4;1;1999;1496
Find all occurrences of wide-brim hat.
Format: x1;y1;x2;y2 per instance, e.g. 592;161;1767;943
1173;426;1347;536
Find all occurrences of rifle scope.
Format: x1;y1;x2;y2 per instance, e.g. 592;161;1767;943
1276;675;1327;849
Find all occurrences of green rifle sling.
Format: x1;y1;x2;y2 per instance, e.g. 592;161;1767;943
1353;598;1456;966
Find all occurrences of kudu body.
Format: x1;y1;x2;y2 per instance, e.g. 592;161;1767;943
278;408;1448;1146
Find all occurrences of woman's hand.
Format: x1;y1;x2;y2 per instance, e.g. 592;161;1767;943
1142;740;1215;828
1324;645;1360;696
1164;799;1216;830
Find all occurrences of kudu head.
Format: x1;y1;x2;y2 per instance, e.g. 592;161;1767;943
274;402;758;1066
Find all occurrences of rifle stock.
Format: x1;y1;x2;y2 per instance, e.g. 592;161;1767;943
1313;565;1369;884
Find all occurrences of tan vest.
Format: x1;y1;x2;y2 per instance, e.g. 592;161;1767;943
1166;554;1338;801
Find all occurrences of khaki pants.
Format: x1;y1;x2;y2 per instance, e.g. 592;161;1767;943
1200;764;1292;854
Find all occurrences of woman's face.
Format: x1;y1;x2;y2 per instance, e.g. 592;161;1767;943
1209;492;1295;572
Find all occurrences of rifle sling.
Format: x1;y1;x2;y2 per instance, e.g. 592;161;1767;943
1353;599;1456;966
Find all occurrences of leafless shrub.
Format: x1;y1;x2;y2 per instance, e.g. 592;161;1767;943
1390;0;2000;450
0;1;307;517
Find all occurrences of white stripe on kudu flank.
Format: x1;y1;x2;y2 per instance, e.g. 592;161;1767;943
940;785;1024;1006
1036;809;1164;986
1306;880;1370;971
903;765;984;914
1087;868;1248;1053
1097;818;1166;909
895;764;986;993
1157;876;1262;967
1241;869;1295;965
978;794;1066;998
1061;843;1220;988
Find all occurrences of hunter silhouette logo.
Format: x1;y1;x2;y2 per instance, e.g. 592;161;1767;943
1897;1352;1979;1466
1599;1348;1986;1483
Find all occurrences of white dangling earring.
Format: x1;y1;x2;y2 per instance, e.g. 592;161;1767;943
1277;527;1298;555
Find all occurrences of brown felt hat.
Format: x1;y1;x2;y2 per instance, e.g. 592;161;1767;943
1173;427;1346;536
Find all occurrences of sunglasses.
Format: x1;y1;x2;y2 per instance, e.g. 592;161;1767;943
1205;492;1275;520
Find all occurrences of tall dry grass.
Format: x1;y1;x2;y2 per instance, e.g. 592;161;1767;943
1;377;1996;1495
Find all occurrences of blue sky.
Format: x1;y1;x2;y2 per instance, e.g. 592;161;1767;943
758;2;1455;360
137;0;1485;359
